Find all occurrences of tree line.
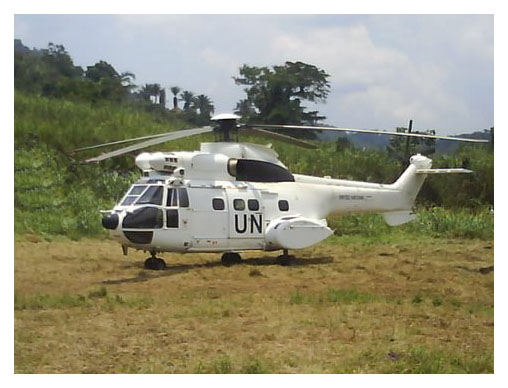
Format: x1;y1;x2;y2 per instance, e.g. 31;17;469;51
14;39;215;126
14;40;336;129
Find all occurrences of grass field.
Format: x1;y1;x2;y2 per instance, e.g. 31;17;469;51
14;235;494;373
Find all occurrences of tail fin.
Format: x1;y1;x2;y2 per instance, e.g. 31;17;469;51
385;154;472;225
391;154;432;206
391;154;472;204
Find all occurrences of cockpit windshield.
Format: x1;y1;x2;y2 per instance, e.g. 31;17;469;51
121;196;138;206
128;185;147;196
121;185;147;206
120;184;163;206
137;186;163;205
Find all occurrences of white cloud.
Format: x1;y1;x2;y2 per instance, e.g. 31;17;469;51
271;24;410;85
267;23;481;132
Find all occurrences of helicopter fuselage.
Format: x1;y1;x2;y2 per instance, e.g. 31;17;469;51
102;145;431;254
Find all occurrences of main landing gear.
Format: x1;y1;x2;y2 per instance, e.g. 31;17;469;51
144;251;166;270
277;249;296;266
221;252;242;266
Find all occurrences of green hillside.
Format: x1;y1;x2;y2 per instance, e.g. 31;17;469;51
14;92;493;240
14;92;212;238
15;92;191;152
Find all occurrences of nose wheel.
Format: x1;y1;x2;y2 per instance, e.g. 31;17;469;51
144;252;166;270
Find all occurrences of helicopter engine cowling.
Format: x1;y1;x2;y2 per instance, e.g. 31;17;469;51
265;216;333;250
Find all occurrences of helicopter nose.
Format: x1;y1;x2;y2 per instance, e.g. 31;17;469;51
102;213;119;230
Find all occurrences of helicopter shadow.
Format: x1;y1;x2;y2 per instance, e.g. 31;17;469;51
102;255;334;285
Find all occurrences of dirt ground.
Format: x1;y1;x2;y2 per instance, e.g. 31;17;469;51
14;236;494;373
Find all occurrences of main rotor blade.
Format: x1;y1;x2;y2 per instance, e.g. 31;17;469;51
242;127;317;149
248;124;490;143
69;132;175;154
85;126;214;163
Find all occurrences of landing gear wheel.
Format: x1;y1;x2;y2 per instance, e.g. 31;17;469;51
221;252;242;266
278;249;296;266
144;257;166;270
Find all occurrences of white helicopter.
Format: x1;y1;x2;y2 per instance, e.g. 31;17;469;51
73;113;488;269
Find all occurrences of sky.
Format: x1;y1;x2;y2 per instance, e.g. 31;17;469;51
14;14;494;135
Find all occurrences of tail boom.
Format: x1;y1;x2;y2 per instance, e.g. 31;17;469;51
293;154;472;225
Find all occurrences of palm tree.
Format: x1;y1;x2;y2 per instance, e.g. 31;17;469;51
141;83;162;104
180;90;195;111
120;71;135;87
194;94;215;118
170;86;181;110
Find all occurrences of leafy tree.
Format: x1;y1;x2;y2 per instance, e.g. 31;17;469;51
14;41;136;104
42;42;83;79
233;61;330;125
15;42;83;95
84;61;134;102
85;61;119;82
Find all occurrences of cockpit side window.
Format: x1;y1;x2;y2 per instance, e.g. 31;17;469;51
178;188;189;208
166;188;179;207
167;188;173;207
166;209;179;228
166;187;189;208
137;186;163;205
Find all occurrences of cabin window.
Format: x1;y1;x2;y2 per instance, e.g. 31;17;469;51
178;188;189;208
137;186;163;205
233;199;245;211
212;198;225;210
122;207;163;229
166;209;179;228
278;200;289;212
248;199;259;211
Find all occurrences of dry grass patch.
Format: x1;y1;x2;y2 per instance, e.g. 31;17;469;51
14;237;493;373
